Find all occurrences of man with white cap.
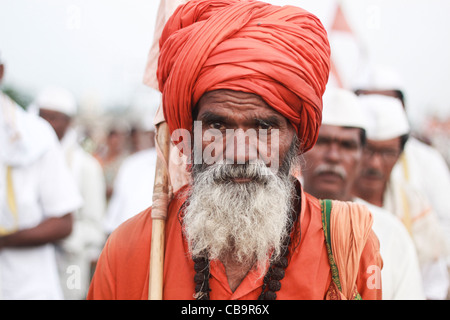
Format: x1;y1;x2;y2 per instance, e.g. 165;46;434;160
354;65;450;298
301;88;424;299
0;55;82;299
36;86;106;299
353;94;449;300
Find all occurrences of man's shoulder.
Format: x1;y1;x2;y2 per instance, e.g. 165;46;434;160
108;207;153;250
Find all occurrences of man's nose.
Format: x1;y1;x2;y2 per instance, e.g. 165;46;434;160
324;143;341;163
226;129;259;164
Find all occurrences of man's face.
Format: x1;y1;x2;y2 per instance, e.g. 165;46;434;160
302;125;363;201
39;108;71;141
183;89;299;270
194;89;297;175
355;137;402;193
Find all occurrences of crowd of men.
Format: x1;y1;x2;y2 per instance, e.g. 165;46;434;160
1;0;450;300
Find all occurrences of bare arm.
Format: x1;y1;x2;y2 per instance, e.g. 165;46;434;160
0;213;73;250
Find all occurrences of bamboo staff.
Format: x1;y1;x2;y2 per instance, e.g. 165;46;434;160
148;121;171;300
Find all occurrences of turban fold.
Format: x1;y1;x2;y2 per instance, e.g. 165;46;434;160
157;0;330;152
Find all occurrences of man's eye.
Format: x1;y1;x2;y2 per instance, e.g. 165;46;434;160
258;124;273;131
341;141;358;150
208;122;225;130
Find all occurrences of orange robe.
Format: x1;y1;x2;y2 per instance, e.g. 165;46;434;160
87;186;382;300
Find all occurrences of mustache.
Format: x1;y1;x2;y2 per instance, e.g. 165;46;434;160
193;161;275;184
362;167;384;179
191;135;300;184
313;163;347;180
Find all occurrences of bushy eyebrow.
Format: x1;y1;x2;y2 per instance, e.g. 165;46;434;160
254;116;282;128
197;111;228;124
197;112;283;129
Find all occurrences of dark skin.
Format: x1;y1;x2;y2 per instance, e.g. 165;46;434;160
302;125;363;201
39;108;71;141
352;137;402;207
0;63;74;251
195;89;297;292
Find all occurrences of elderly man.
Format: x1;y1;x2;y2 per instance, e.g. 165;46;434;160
301;88;424;299
88;0;382;300
36;86;106;299
352;94;449;300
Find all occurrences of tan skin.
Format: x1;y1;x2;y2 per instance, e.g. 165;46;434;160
195;89;297;292
39;108;72;141
302;125;363;201
352;137;402;207
0;64;73;251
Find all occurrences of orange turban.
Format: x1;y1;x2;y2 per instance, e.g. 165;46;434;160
157;0;330;152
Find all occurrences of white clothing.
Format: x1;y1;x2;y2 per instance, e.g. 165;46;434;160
55;128;106;300
384;173;449;300
392;137;450;252
0;93;83;299
104;148;157;233
355;198;425;300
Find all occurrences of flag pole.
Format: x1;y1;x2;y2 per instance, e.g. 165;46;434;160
148;121;171;300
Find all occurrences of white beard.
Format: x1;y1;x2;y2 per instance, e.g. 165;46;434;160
183;159;297;275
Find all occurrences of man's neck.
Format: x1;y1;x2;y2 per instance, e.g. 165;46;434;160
353;189;384;207
221;254;255;292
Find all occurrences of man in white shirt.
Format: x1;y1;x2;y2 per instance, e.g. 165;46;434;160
35;86;106;299
301;87;425;299
353;94;449;299
354;66;450;298
0;58;83;299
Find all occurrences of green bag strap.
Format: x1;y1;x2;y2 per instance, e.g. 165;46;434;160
320;199;343;292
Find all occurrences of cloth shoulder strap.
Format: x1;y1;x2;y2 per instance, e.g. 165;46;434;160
320;199;373;300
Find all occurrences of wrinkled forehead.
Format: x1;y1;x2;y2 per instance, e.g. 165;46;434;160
194;89;291;126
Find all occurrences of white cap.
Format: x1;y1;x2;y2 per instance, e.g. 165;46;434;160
358;94;410;141
322;87;367;130
35;86;77;117
353;64;405;93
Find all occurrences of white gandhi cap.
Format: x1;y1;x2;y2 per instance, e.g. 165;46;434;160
357;94;410;141
35;86;77;117
321;87;368;131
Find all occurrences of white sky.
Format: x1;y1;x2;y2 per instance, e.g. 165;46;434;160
1;0;450;129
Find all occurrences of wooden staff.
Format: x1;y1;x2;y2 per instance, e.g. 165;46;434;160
148;121;171;300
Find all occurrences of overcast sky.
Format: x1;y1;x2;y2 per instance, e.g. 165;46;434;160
1;0;449;129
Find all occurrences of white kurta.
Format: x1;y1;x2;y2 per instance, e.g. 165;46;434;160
355;198;425;300
104;148;157;234
56;128;106;300
0;93;83;299
384;174;449;300
392;137;450;250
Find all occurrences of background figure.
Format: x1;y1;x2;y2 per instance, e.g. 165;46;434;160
353;94;449;300
354;65;450;297
36;86;106;299
104;106;157;234
0;58;82;299
94;121;130;202
301;87;424;299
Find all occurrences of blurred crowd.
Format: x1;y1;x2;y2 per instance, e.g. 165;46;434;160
0;56;159;299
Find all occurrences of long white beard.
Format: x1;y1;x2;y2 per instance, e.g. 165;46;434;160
183;159;297;274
